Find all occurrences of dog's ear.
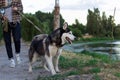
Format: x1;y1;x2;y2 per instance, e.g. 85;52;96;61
63;22;68;30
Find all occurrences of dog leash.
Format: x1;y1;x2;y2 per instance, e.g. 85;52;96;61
18;11;43;33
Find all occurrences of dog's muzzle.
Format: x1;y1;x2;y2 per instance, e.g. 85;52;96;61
65;37;72;44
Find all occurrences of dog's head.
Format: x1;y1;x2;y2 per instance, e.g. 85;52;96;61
49;22;75;46
61;22;76;45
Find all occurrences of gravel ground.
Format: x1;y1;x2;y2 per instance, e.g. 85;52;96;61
0;42;51;80
0;42;96;80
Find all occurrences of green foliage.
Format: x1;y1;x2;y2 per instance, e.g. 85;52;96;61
80;37;113;42
71;28;82;37
93;74;101;80
37;74;65;80
69;19;85;38
89;67;101;73
87;8;103;36
21;10;65;41
21;13;41;41
81;51;112;63
21;8;119;41
0;8;119;42
59;51;111;73
59;56;81;69
114;25;120;38
101;12;108;37
86;8;116;38
37;70;79;80
85;59;98;66
36;50;120;80
35;11;54;33
114;73;120;77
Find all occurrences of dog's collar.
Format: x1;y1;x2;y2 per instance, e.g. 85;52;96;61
59;44;65;47
47;35;65;47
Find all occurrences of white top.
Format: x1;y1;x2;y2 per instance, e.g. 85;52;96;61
4;0;12;22
5;7;12;22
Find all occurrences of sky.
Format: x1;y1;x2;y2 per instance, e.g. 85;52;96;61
22;0;120;25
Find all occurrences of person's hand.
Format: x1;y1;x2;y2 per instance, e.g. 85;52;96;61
2;16;7;20
13;7;18;11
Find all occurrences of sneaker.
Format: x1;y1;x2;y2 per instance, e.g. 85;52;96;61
10;59;16;68
16;54;21;64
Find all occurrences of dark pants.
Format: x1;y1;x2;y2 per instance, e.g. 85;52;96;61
3;22;21;59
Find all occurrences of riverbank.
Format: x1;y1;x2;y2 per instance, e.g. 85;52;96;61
75;37;115;43
37;50;120;80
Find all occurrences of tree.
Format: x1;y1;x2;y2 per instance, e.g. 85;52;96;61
114;24;120;38
101;12;108;36
21;10;65;41
107;15;115;38
35;11;54;33
93;8;102;36
86;8;116;37
86;9;94;35
69;19;85;38
21;13;41;41
86;8;102;36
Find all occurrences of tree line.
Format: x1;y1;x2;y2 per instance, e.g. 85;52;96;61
0;8;120;42
86;8;120;38
21;11;65;41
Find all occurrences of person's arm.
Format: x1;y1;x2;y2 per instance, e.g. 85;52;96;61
12;0;23;13
0;0;6;8
0;0;5;20
17;0;23;13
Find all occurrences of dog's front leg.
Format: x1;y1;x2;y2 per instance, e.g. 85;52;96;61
45;55;56;75
41;59;50;71
54;48;63;73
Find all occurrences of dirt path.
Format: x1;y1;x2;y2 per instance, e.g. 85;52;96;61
0;42;50;80
0;42;96;80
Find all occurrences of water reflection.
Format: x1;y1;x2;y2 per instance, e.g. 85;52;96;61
63;41;120;60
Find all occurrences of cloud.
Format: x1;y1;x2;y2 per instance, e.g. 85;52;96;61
60;0;106;11
22;0;120;25
22;0;54;13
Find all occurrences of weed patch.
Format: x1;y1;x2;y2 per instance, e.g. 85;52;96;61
37;51;120;80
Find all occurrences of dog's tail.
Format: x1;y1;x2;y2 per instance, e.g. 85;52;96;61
28;46;35;62
28;46;35;72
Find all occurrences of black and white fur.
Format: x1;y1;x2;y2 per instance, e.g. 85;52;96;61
28;22;75;75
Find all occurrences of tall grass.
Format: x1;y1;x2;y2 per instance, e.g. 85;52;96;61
75;37;114;43
37;51;118;80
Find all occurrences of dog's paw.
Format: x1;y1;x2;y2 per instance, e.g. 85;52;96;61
55;68;60;73
56;70;60;73
28;70;33;74
44;65;50;72
28;68;33;73
51;70;57;75
28;70;32;73
52;72;56;75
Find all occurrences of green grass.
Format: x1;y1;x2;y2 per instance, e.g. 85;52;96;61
114;73;120;77
37;70;80;80
89;67;101;73
59;56;82;69
36;51;120;80
74;37;117;43
81;51;112;63
93;74;101;80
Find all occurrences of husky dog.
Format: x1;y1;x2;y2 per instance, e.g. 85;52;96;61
28;22;76;75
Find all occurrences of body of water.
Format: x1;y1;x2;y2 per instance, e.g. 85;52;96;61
63;41;120;60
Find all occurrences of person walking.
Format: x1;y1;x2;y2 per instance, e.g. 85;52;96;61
0;0;23;68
